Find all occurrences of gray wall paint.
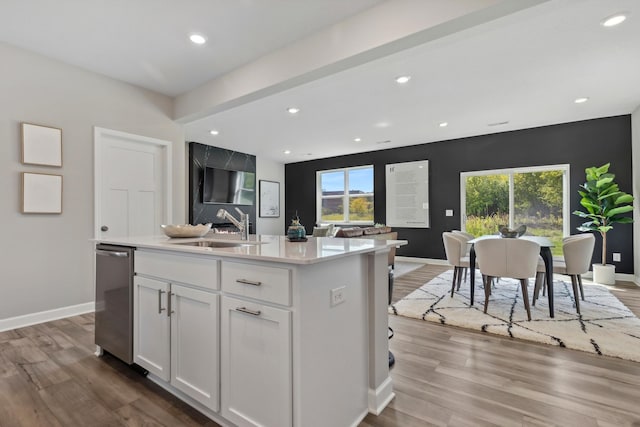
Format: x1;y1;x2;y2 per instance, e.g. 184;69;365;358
1;42;185;320
256;156;286;235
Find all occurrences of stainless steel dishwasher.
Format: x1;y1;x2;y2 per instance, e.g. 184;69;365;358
95;244;134;364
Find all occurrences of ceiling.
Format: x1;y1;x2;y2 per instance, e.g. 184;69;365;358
0;0;383;96
2;0;639;164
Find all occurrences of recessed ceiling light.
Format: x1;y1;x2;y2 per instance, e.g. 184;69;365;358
287;107;300;114
395;75;411;84
209;129;219;135
189;34;207;45
283;150;291;154
354;137;361;142
601;13;627;27
439;122;448;127
375;121;390;128
574;97;589;104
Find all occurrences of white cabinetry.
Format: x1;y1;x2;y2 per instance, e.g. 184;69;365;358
134;276;170;380
134;250;219;412
221;261;293;427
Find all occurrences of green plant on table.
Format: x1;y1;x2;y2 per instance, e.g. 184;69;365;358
573;163;634;265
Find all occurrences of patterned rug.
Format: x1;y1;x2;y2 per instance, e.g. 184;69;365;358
390;269;640;362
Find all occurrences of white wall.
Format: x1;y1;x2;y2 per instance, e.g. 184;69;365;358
256;157;286;235
0;42;185;326
632;105;640;284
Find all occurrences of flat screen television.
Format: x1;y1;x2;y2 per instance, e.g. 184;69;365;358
202;167;255;205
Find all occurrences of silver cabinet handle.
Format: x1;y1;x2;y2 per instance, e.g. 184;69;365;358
236;278;262;286
158;290;166;314
95;249;129;258
167;291;173;317
235;307;261;316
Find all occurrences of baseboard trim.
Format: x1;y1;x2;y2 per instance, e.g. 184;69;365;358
0;302;95;333
368;376;395;415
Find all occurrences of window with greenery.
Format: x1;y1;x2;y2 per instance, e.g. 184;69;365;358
317;166;374;224
461;165;569;255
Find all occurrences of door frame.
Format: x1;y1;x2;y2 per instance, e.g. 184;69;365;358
94;127;173;238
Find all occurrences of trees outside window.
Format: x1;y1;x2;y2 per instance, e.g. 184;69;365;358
462;165;569;256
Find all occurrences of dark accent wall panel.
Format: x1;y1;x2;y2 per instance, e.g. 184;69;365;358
285;115;634;273
188;142;256;230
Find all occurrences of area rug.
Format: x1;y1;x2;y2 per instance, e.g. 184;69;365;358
390;269;640;362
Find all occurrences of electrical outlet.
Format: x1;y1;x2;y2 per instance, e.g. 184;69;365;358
330;286;346;307
445;209;454;217
613;253;621;262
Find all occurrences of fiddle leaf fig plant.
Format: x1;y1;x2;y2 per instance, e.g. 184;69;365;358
573;163;634;265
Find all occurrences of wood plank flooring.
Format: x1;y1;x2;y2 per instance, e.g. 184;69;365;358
0;265;638;427
363;264;640;426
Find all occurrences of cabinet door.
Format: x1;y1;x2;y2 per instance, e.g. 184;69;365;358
221;296;292;427
133;276;170;381
170;284;220;412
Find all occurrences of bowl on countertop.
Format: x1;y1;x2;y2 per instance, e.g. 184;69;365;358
161;223;212;238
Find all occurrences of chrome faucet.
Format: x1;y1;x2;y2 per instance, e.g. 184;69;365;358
217;207;250;240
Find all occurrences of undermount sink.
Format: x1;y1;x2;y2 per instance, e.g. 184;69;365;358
172;240;254;248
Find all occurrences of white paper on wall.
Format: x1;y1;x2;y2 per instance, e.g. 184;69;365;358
385;160;429;228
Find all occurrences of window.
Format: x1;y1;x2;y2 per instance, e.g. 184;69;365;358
461;164;569;256
317;165;374;224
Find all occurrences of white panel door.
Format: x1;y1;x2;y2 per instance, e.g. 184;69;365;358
95;127;171;238
221;296;292;427
133;276;170;381
170;284;220;411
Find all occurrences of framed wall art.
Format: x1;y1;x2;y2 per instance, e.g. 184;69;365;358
22;172;63;214
259;180;280;217
21;122;63;167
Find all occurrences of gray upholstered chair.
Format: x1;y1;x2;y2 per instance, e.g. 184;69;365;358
533;233;595;314
475;238;540;320
442;232;472;297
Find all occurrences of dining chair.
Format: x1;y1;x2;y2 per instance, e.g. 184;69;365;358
533;234;595;314
442;232;472;297
452;230;475;240
475;238;540;320
451;230;474;280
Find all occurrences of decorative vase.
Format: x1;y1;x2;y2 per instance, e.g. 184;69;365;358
287;216;306;241
592;264;615;285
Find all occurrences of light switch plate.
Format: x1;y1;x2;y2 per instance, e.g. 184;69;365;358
613;253;621;262
445;209;454;217
330;286;346;307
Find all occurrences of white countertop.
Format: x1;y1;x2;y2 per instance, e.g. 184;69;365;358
95;233;407;265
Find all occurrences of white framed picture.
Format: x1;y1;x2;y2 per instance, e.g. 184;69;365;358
22;172;63;214
259;180;280;217
21;122;63;167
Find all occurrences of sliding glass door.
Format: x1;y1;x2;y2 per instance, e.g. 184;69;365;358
461;165;569;255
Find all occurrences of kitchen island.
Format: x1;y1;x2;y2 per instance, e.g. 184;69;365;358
94;233;403;427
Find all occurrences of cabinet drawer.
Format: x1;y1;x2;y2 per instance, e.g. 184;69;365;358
135;250;219;291
222;261;291;306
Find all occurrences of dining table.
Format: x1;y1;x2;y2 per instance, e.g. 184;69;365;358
468;235;555;318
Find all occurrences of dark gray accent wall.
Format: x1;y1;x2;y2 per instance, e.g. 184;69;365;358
188;142;256;230
285;115;634;273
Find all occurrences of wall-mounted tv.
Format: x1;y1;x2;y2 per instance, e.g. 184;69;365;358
203;167;255;205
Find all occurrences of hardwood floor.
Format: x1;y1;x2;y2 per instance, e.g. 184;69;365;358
362;264;640;426
0;265;638;426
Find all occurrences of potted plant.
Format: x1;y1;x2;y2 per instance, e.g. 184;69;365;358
573;163;634;284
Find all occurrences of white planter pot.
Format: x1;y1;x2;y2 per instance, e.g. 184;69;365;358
592;264;616;285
